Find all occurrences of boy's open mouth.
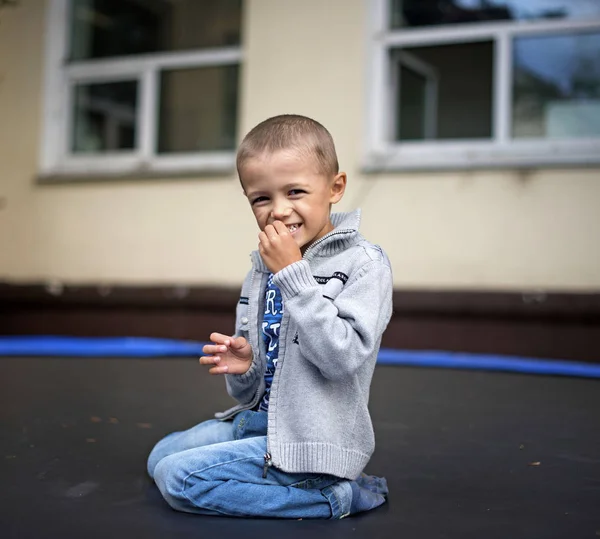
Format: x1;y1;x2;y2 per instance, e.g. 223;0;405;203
287;224;301;234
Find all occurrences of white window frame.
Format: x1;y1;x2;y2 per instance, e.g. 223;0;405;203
365;0;600;171
39;0;242;180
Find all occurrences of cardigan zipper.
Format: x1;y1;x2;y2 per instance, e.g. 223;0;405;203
257;227;353;473
302;228;354;259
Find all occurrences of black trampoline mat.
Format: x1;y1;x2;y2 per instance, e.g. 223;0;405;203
1;357;599;539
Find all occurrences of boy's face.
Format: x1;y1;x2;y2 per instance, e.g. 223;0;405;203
240;150;346;254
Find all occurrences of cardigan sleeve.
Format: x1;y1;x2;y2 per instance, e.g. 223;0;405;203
273;251;393;381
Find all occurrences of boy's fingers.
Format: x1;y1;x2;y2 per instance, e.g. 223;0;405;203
203;344;228;355
258;230;269;246
209;332;232;346
199;355;221;365
273;221;290;236
208;365;229;375
265;225;279;241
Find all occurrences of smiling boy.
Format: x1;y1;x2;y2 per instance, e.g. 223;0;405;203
147;115;393;519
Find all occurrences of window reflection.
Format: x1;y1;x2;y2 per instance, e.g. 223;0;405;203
158;66;239;153
398;65;428;140
70;0;242;60
392;0;600;28
72;81;138;153
513;32;600;138
394;42;493;141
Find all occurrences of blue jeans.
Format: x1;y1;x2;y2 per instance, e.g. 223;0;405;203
147;410;357;519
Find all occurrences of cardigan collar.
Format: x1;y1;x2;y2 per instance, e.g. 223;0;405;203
251;209;362;272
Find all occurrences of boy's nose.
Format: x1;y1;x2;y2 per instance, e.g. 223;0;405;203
271;203;292;220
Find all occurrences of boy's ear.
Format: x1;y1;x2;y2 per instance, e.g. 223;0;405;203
329;172;347;204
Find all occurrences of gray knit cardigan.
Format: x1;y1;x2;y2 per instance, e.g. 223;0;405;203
215;209;393;480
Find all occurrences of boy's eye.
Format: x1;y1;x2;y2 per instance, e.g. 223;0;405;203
289;189;305;196
251;196;268;205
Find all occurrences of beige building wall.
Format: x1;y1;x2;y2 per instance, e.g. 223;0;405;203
0;0;599;290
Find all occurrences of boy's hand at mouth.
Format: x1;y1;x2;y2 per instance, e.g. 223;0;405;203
258;220;302;273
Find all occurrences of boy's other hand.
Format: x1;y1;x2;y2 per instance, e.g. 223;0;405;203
200;333;253;375
258;221;302;273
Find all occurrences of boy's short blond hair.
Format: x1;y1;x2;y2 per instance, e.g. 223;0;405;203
236;115;339;177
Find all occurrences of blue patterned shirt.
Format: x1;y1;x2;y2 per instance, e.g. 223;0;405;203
259;274;283;412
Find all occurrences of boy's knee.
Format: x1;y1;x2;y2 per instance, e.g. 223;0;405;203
154;455;215;514
147;441;167;479
154;456;186;507
147;451;161;480
146;431;180;479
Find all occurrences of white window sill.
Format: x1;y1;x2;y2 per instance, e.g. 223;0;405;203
362;140;600;172
38;152;236;183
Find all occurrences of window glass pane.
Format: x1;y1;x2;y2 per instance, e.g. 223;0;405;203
394;41;493;141
72;81;138;153
70;0;241;60
391;0;600;29
398;66;427;140
513;32;600;139
158;65;239;153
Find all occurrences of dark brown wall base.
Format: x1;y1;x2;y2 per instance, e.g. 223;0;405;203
1;283;599;362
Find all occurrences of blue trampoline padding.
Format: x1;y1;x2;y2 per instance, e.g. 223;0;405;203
377;348;600;379
0;336;206;358
0;336;599;379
